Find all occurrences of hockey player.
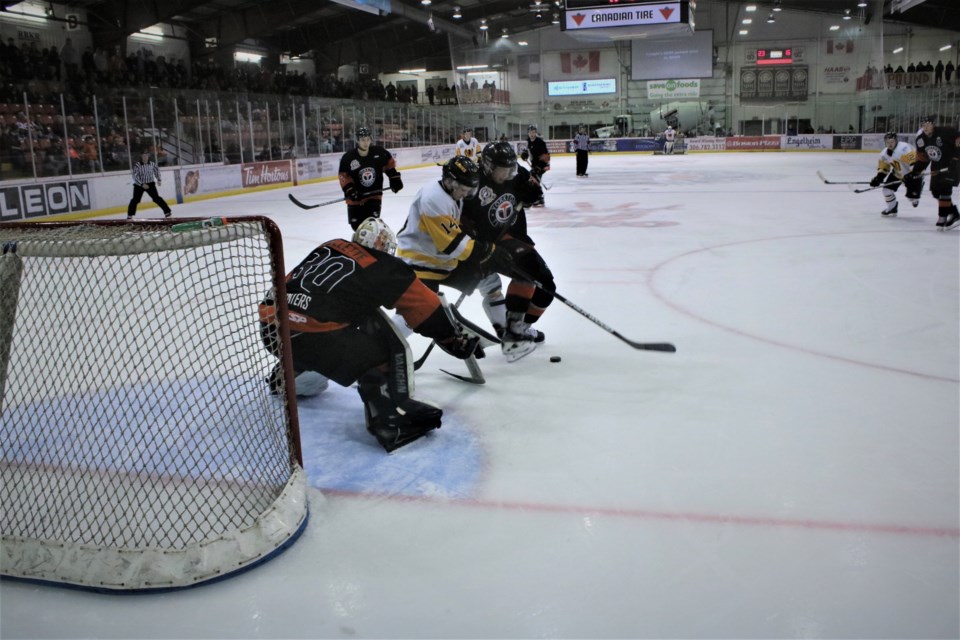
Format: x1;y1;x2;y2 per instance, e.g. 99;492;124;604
663;126;677;155
460;141;556;362
520;125;550;206
868;132;922;216
455;127;482;160
338;127;404;230
259;218;480;452
910;115;960;230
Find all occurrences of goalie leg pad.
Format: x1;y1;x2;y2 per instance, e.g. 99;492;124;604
358;370;442;452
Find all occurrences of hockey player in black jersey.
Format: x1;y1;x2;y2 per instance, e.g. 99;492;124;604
259;218;480;452
460;141;556;362
911;115;960;230
520;125;550;207
338;127;404;230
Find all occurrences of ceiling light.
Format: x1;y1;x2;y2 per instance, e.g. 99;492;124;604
742;18;752;24
940;44;953;51
892;46;904;53
479;19;488;30
552;13;560;24
452;6;461;18
745;5;757;11
420;0;431;5
829;24;840;30
772;0;782;11
857;0;867;6
518;40;529;46
398;68;427;73
501;27;509;38
842;9;852;19
739;29;749;35
766;13;775;23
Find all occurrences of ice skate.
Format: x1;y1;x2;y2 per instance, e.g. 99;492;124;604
500;312;540;363
939;208;960;231
881;202;898;217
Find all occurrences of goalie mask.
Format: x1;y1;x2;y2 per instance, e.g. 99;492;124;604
353;217;398;255
481;141;518;184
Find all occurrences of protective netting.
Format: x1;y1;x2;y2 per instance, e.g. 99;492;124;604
0;219;307;591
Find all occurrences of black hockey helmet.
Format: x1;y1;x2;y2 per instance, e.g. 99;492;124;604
481;141;518;182
442;156;481;189
527;124;538;132
920;114;936;125
883;132;897;141
462;126;473;134
356;126;372;138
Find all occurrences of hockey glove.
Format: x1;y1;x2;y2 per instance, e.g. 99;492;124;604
869;173;884;188
389;173;404;193
474;240;515;274
343;183;360;201
520;149;529;161
437;334;482;360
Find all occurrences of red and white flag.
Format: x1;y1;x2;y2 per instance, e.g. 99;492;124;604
826;39;854;54
560;51;600;74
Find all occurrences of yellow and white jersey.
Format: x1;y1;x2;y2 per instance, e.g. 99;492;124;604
397;180;478;281
455;137;482;159
877;141;916;179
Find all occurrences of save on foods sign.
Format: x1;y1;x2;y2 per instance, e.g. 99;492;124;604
647;79;701;99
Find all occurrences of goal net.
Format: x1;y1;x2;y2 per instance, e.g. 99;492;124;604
0;218;307;592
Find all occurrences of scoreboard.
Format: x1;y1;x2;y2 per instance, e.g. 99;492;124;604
755;48;794;65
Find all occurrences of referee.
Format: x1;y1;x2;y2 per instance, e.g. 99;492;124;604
574;125;590;177
127;149;172;219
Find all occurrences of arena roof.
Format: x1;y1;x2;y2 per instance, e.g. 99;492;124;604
9;0;959;73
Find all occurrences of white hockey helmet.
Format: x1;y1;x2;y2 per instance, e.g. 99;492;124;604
353;217;398;255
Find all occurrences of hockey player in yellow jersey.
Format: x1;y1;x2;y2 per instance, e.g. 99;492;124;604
869;132;923;216
455;127;482;160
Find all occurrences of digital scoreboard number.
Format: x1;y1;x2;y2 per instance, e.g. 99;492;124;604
756;47;794;65
564;0;660;9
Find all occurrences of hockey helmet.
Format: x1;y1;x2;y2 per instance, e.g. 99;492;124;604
527;124;538;131
920;114;936;125
356;126;372;139
462;126;473;134
883;132;898;141
353;217;397;255
442;156;481;197
481;141;518;183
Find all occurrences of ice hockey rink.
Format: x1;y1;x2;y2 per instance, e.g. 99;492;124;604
2;149;958;639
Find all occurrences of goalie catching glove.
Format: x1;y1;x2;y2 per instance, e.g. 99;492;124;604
437;333;483;360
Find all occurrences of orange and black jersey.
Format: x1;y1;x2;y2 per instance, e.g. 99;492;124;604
461;165;540;244
915;126;960;173
260;239;455;342
338;145;398;202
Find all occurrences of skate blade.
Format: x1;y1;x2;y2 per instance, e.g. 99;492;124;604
502;340;538;363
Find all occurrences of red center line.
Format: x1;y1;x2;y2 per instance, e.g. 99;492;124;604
321;489;959;539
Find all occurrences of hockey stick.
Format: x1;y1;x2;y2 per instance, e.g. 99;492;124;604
510;265;677;353
436;291;485;384
850;172;930;193
816;170;870;185
413;290;468;371
288;191;383;210
520;158;552;190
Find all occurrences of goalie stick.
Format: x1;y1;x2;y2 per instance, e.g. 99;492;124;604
288;191;383;210
510;265;677;353
436;291;485;384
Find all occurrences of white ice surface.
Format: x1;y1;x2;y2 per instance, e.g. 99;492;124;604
2;151;958;639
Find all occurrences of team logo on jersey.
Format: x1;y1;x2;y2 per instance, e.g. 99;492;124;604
359;166;378;187
350;159;361;170
478;186;496;206
486;193;516;228
926;145;942;162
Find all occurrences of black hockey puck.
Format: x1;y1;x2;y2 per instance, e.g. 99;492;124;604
550;356;562;363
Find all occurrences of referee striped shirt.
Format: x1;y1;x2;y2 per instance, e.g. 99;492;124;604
132;160;161;186
574;133;590;151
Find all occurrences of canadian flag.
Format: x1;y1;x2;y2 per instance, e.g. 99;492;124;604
560;51;600;74
826;39;854;54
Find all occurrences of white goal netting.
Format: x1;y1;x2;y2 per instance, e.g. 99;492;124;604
0;218;307;591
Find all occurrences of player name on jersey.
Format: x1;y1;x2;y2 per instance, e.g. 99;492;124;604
564;3;681;30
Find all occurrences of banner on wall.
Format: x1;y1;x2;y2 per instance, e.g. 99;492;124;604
784;135;832;150
832;135;863;150
647;79;701;99
822;65;852;85
726;136;781;151
825;39;854;55
0;180;91;222
740;66;807;101
240;161;293;188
